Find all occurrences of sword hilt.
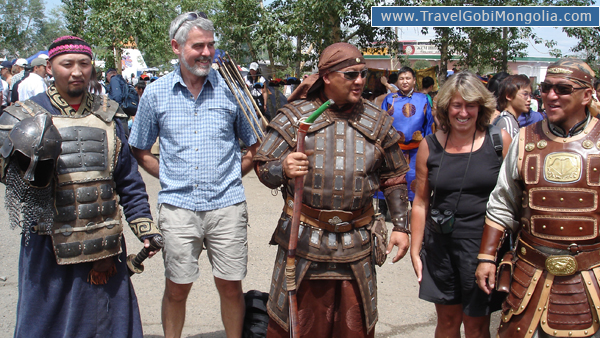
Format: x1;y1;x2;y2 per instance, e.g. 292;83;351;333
127;234;164;276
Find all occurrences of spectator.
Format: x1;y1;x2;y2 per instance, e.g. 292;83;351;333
17;58;48;101
381;66;434;204
245;62;266;113
135;81;145;98
105;68;132;136
421;76;435;107
9;58;28;91
494;74;532;138
1;60;13;87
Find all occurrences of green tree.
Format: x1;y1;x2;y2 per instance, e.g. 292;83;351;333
0;0;46;57
562;27;600;72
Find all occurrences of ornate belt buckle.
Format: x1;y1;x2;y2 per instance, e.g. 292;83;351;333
328;216;349;232
545;255;578;276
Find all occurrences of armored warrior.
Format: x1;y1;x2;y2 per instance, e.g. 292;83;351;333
254;43;410;337
475;58;600;338
0;36;160;337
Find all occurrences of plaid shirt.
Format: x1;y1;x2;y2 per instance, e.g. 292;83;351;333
129;65;259;211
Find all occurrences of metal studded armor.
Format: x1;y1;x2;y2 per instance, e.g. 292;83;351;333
499;118;600;338
2;97;124;265
254;98;409;333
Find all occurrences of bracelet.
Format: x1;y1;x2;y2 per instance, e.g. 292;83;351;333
392;226;411;235
478;259;496;265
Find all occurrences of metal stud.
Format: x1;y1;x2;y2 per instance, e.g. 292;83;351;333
560;198;564;201
560;226;564;230
580;227;584;231
580;198;583;202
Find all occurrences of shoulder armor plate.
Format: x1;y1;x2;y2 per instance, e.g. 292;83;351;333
269;100;333;148
3;100;47;123
91;95;119;122
348;100;389;143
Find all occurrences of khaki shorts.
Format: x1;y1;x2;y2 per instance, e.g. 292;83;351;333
158;202;249;284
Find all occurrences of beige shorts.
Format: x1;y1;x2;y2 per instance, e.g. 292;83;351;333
158;202;249;284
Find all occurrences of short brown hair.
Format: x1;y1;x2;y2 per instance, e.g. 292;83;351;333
497;75;531;111
436;71;496;133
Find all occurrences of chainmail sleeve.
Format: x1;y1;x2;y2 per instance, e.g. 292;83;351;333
485;135;523;234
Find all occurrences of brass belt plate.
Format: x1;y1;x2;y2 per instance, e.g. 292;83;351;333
544;152;582;183
545;255;578;276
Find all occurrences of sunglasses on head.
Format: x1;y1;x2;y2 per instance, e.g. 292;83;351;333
333;69;368;81
174;12;208;35
540;82;587;95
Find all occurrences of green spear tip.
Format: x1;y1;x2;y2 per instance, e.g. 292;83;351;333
305;99;334;124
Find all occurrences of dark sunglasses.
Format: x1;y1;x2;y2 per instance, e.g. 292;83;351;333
540;82;587;95
174;12;208;35
333;69;368;81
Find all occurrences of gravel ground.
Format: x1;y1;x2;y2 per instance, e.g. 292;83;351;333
0;170;500;337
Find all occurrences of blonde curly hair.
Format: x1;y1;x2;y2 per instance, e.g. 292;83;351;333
436;71;496;132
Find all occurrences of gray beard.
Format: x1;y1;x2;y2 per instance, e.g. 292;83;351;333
4;161;55;244
181;52;211;77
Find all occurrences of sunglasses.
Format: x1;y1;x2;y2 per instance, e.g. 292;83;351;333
333;69;368;81
540;82;587;95
174;12;208;35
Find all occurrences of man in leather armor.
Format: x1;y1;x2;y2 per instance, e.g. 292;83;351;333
254;42;410;337
0;35;160;338
475;58;600;338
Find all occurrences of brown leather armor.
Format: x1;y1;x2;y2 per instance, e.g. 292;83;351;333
255;97;409;333
499;118;600;338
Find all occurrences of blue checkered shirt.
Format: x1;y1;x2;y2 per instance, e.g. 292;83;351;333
129;65;259;211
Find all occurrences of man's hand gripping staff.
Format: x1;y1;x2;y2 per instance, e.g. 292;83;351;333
286;99;333;338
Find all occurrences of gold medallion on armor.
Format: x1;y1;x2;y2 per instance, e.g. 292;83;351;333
583;140;594;149
537;140;547;149
525;143;535;152
596;140;600;150
545;255;577;276
544;152;582;183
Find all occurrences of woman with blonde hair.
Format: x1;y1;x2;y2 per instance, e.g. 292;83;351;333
410;71;511;338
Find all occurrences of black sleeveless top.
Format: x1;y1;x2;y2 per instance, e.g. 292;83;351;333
425;129;502;238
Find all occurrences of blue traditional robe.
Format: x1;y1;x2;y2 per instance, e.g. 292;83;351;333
11;91;150;338
381;91;434;201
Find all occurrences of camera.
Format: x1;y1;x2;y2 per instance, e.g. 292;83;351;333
430;209;456;234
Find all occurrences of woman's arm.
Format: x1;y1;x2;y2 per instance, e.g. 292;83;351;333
410;138;431;283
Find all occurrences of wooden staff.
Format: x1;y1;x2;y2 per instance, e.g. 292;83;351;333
216;65;263;142
218;57;266;133
286;99;333;337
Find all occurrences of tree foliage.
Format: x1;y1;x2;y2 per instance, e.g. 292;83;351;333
0;0;48;57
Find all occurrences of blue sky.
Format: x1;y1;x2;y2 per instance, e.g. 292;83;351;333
45;0;580;57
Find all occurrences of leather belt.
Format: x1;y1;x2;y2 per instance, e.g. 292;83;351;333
284;197;374;233
517;233;600;276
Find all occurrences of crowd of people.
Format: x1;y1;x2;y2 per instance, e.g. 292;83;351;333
2;10;600;338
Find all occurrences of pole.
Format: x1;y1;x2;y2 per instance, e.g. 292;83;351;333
285;99;333;337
